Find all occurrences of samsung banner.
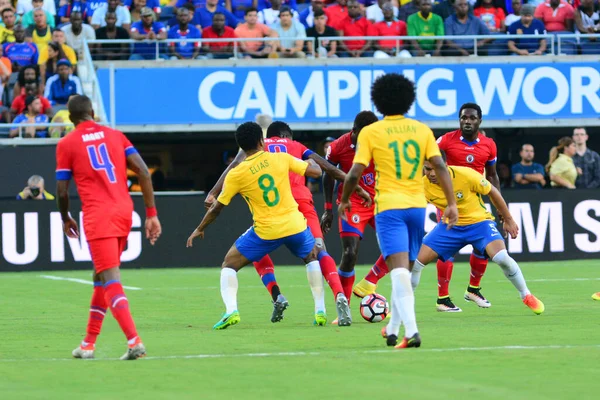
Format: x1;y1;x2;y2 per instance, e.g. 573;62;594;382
1;191;598;272
97;62;600;129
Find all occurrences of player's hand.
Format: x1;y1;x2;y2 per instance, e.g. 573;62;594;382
443;204;458;229
186;229;204;247
503;217;519;240
320;209;333;234
204;193;217;210
495;211;507;237
145;216;162;245
62;217;79;238
338;200;351;222
355;187;373;208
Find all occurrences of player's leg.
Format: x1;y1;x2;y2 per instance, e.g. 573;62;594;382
434;208;455;302
464;250;491;308
410;245;439;290
72;272;107;359
253;255;283;302
355;255;389;298
338;235;359;301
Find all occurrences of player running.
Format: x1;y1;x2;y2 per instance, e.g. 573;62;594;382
410;160;545;315
339;73;458;349
355;103;501;312
187;122;325;330
56;95;162;360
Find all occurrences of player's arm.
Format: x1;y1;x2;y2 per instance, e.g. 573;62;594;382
205;149;246;209
186;200;226;247
430;155;458;228
486;186;518;240
485;163;501;192
127;151;162;245
303;158;322;178
338;162;365;221
56;179;80;238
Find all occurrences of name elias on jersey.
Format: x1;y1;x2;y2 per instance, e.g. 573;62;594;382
250;159;270;175
81;131;105;142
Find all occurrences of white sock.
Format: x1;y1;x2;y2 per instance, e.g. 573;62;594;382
492;250;530;299
306;261;326;313
411;259;426;290
391;268;418;337
220;268;238;314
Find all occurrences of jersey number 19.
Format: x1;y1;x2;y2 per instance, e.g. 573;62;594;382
388;140;421;180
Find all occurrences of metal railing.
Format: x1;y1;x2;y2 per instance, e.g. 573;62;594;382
82;39;108;124
556;33;600;54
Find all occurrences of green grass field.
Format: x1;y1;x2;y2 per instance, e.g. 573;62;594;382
1;260;600;399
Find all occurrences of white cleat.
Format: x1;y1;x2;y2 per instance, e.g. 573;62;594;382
464;287;492;308
72;343;95;359
120;339;146;360
336;293;352;326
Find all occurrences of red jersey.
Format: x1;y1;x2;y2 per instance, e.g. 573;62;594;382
373;20;407;49
55;121;136;241
436;129;497;175
326;132;376;203
264;137;314;202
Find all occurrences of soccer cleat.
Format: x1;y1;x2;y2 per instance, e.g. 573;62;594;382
381;326;398;346
314;311;327;326
271;294;289;323
213;311;241;330
331;318;338;325
353;279;377;298
394;333;421;349
120;337;146;360
523;294;545;315
335;293;352;326
436;297;462;312
592;293;600;301
464;286;492;308
72;342;95;359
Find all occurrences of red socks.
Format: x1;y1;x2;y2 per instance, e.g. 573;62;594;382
318;251;345;298
84;283;107;344
104;280;138;341
365;255;390;284
469;253;488;287
437;259;454;298
254;255;280;301
338;268;355;301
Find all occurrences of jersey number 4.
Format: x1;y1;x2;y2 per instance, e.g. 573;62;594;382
87;144;116;183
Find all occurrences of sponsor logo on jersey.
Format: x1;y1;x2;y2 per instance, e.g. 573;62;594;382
466;154;474;163
352;214;360;223
456;191;464;199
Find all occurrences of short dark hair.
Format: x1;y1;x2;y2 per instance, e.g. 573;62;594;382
459;102;482;119
353;110;378;132
182;2;195;12
245;7;258;15
279;5;292;15
235;122;263;151
266;121;292;138
68;95;94;122
313;9;326;18
25;95;37;108
213;11;225;18
370;73;416;116
1;7;13;17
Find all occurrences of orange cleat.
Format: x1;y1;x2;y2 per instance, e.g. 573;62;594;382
523;294;545;315
394;333;421;349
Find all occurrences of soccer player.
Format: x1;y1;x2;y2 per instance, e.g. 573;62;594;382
410;160;545;315
356;103;500;312
339;73;458;349
186;122;325;330
56;95;162;360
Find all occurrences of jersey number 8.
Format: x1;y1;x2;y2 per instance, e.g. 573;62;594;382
87;143;117;183
258;174;280;207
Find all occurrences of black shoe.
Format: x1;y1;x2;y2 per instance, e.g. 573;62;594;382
271;294;289;323
395;333;421;349
436;297;462;312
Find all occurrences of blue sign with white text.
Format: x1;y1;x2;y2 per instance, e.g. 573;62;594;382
97;63;600;126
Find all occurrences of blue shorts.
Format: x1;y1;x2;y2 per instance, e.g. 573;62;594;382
422;220;503;262
375;208;425;261
235;227;315;262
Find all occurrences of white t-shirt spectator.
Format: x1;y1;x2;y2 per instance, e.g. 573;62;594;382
271;20;306;49
366;3;399;23
505;13;521;26
259;8;299;26
61;24;97;58
91;4;132;27
17;0;57;15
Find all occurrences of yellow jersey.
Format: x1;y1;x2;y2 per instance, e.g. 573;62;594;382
218;151;309;240
549;153;577;187
423;166;494;226
354;115;441;214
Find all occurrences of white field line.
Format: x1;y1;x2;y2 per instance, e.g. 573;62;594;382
1;344;599;362
496;278;600;283
39;275;142;291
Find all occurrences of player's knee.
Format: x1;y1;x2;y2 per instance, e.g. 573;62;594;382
341;246;358;269
492;249;518;275
314;238;326;252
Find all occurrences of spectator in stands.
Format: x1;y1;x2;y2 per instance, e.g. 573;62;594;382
507;4;546;55
16;175;55;199
13;65;39;99
4;25;38;71
444;0;491;55
124;0;162;16
497;161;512;188
39;30;78;68
91;0;132;30
25;8;52;53
367;0;399;23
512;144;546;189
259;0;298;25
399;0;420;22
197;0;238;29
202;12;237;58
433;0;467;20
0;8;17;42
407;0;444;56
87;0;111;19
95;11;131;60
546;136;578;189
306;9;338;57
49;95;74;137
575;0;600;53
372;3;408;56
234;7;276;58
338;0;376;57
300;0;325;28
130;7;167;60
61;12;97;59
504;0;522;27
39;41;66;83
17;0;56;16
168;7;202;59
572;127;600;189
169;3;200;30
228;0;257;19
0;53;10;106
325;0;348;30
44;59;82;106
58;0;89;25
11;80;52;117
22;0;55;29
9;96;49;137
129;0;148;23
271;6;306;57
534;0;574;32
473;0;506;32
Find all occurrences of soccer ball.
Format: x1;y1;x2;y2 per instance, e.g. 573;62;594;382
360;293;389;323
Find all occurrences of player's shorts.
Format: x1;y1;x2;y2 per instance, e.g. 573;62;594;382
235;227;315;262
422;220;503;262
88;236;128;274
375;208;425;261
297;198;323;240
338;200;375;238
